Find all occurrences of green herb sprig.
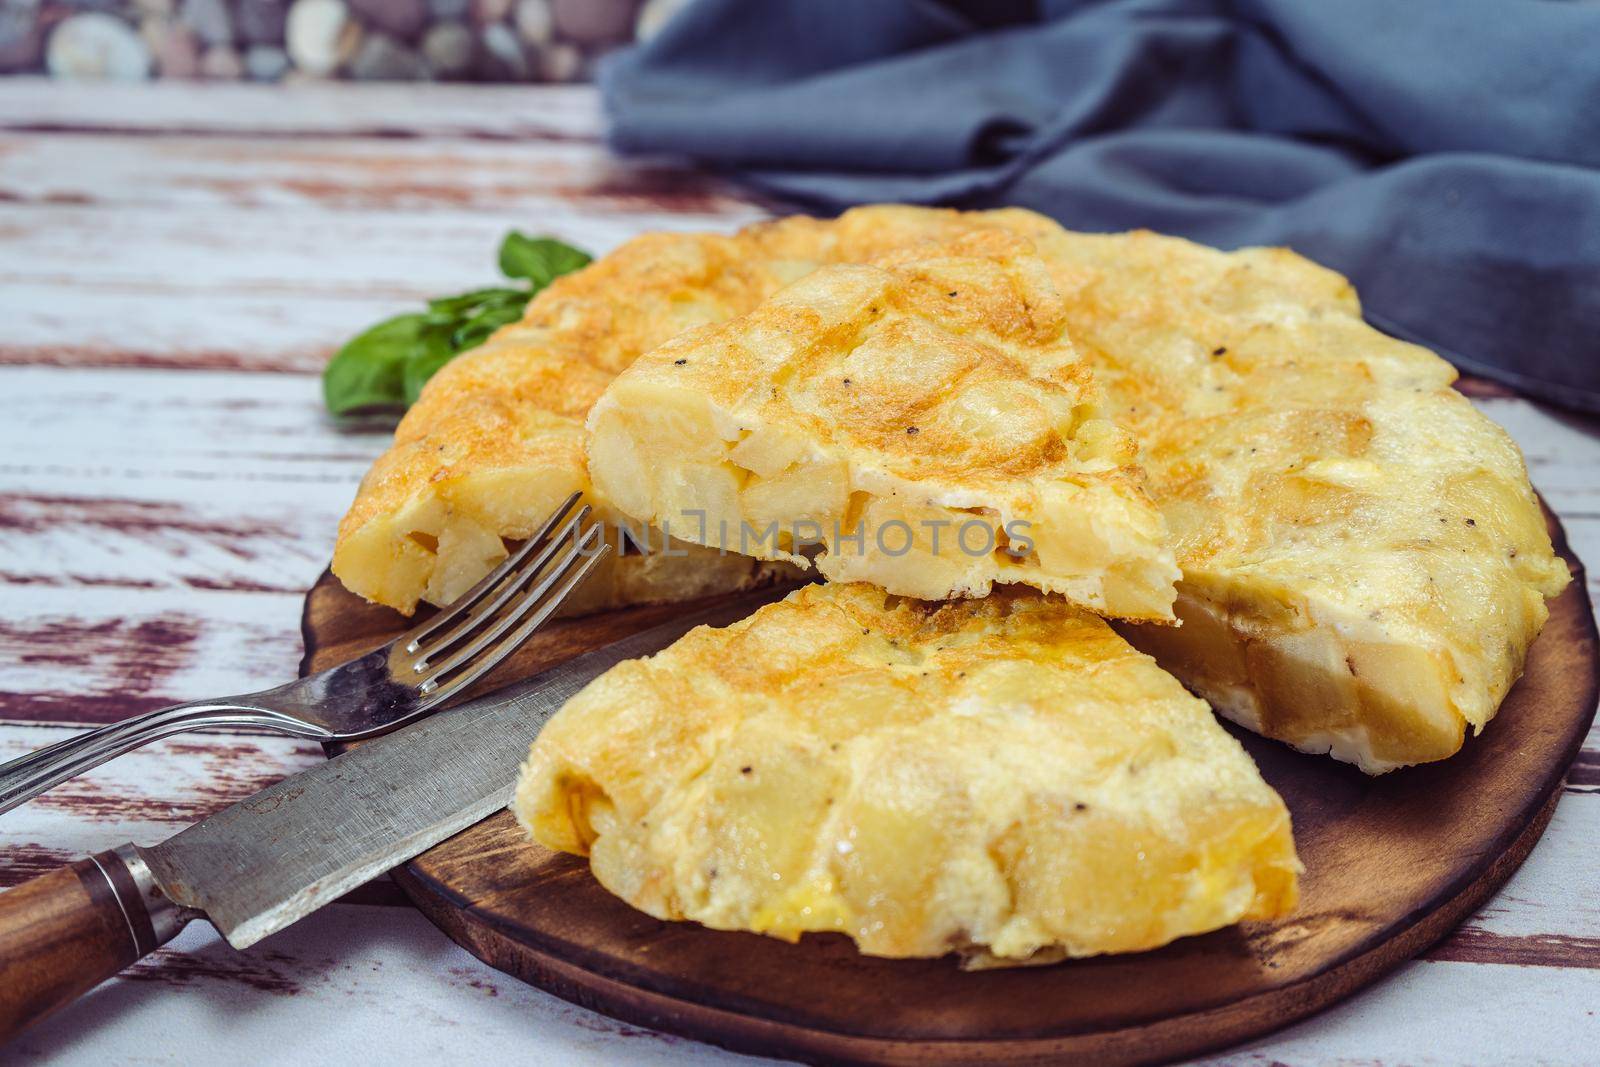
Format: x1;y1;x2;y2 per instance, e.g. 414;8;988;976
322;233;592;415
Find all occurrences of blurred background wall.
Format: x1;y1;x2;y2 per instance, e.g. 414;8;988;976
0;0;688;83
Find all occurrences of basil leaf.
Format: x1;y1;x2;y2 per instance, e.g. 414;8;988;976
450;297;528;352
403;316;471;405
498;233;591;287
426;287;526;316
418;318;455;361
322;313;430;415
323;232;591;416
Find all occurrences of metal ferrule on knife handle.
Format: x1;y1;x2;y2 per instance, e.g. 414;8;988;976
0;843;195;1041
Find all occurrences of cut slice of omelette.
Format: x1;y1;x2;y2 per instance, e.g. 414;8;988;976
514;582;1300;966
974;209;1571;772
584;230;1180;621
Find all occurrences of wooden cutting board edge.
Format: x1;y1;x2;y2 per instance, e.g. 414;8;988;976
388;788;1563;1067
301;505;1598;1067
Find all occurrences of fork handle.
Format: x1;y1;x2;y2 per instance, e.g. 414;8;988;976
0;844;194;1042
0;703;331;816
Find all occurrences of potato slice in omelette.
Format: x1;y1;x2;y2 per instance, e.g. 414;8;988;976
514;582;1300;965
584;230;1181;621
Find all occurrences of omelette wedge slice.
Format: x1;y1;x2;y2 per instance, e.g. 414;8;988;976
514;582;1300;966
584;230;1180;621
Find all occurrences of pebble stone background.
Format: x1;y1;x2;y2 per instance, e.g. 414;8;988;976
0;0;689;83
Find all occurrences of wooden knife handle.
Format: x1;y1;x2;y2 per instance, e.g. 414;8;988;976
0;846;189;1044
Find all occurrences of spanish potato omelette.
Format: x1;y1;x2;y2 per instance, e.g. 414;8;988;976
585;229;1179;620
336;204;1567;773
514;582;1299;965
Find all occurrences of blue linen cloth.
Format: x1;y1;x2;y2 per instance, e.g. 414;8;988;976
601;0;1600;412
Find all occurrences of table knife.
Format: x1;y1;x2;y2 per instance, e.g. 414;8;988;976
0;595;770;1043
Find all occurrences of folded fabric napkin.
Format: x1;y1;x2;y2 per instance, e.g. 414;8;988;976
602;0;1600;413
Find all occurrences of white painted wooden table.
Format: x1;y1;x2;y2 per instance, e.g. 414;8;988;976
1;78;1597;1066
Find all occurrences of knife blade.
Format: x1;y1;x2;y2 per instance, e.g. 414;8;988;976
0;591;781;1041
151;592;774;948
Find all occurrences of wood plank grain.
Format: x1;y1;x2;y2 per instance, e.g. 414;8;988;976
1426;789;1600;964
0;390;1595;740
0;492;347;595
3;742;1587;1067
0;203;767;373
0;368;380;606
3;725;1599;968
0;133;763;218
1428;930;1600;969
1193;960;1600;1065
1568;748;1600;790
0;284;424;374
0;586;306;724
4;901;741;1067
0;203;762;299
24;913;1594;1067
0;366;384;496
0;336;1594;523
0;79;606;142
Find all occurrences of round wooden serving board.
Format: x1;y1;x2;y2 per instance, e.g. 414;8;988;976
300;509;1598;1066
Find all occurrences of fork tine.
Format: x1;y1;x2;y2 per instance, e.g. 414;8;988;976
418;532;611;705
410;504;593;669
418;522;603;686
400;490;583;654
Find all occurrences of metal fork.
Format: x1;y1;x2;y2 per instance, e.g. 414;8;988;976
0;492;609;816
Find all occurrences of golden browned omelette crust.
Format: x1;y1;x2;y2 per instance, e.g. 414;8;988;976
332;209;1030;616
975;209;1571;771
585;229;1178;620
514;582;1299;964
